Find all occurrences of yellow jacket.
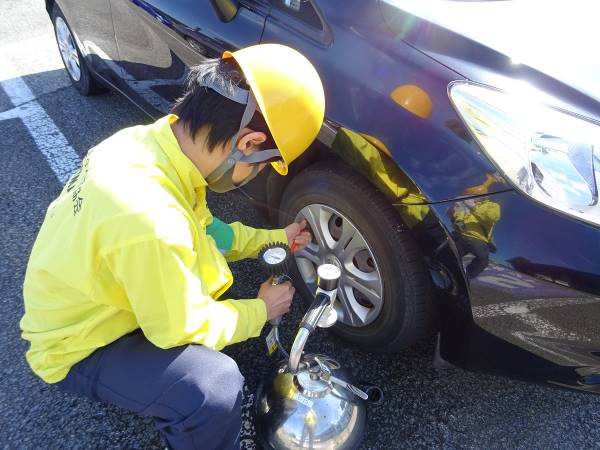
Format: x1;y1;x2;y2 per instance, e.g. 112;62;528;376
20;115;287;383
452;199;501;243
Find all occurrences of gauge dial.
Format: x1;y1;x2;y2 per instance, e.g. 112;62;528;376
263;247;287;265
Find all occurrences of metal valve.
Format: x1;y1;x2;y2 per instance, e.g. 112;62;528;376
288;263;342;373
313;356;369;400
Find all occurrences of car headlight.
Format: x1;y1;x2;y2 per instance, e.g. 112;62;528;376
449;81;600;227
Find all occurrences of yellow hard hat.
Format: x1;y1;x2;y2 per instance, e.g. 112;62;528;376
224;44;325;175
463;173;499;195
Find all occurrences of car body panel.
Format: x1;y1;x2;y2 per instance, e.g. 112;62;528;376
423;189;600;387
55;0;121;84
108;0;269;114
379;0;600;122
263;0;512;204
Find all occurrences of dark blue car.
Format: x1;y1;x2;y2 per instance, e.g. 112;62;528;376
47;0;600;392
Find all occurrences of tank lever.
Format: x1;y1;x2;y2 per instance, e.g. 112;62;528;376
313;356;369;401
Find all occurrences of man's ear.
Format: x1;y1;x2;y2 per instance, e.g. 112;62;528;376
236;128;267;156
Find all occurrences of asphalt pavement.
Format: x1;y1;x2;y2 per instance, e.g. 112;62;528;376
1;1;600;449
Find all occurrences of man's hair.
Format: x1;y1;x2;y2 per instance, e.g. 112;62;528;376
171;58;274;152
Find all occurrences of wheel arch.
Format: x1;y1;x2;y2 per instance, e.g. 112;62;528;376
267;122;469;338
267;121;428;220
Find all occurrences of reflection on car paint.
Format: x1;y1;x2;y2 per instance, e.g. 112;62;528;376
329;127;428;205
83;40;186;112
472;267;600;368
389;84;432;119
472;262;600;366
132;0;174;29
450;197;501;280
444;174;503;279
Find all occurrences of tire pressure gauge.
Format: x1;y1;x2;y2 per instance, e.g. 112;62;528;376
258;242;293;357
258;242;292;284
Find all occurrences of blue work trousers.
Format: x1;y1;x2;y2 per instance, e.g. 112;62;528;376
56;329;243;450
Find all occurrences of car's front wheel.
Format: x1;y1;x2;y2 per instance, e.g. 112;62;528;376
278;161;435;351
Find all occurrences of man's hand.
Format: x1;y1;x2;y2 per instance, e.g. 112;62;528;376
284;219;312;252
258;278;295;321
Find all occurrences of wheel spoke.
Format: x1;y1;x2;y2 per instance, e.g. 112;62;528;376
57;23;69;49
301;205;333;251
333;220;355;255
304;278;317;296
55;18;81;82
56;25;65;44
339;228;368;263
343;271;383;310
295;242;320;265
337;286;359;326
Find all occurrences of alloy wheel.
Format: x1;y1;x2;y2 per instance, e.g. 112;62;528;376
55;17;81;82
294;204;384;327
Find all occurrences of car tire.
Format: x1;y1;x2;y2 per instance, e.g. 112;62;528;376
51;5;106;96
278;161;435;352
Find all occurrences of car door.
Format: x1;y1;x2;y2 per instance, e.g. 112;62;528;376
57;0;122;84
109;0;271;116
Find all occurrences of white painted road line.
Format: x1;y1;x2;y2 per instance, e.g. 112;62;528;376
0;54;81;184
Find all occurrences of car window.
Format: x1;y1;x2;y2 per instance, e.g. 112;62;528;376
271;0;323;30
